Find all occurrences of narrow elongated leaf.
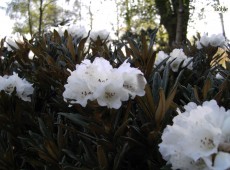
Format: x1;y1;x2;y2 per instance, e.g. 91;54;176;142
114;118;132;141
38;118;51;138
44;139;59;161
202;77;211;99
62;149;79;161
79;140;97;164
148;28;158;54
37;150;57;164
214;79;228;102
165;85;178;112
125;45;133;58
97;145;108;170
193;85;201;102
141;33;148;61
67;35;76;61
155;88;166;127
136;96;152;119
53;29;62;43
126;38;140;57
145;84;156;118
152;72;162;103
145;51;156;79
76;32;90;64
113;143;129;170
58;112;88;127
97;139;114;151
161;63;170;92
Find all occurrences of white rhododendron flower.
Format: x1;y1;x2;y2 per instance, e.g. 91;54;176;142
95;78;126;109
66;24;87;37
63;78;94;107
183;57;193;70
116;60;146;98
154;51;169;70
167;49;193;72
28;50;38;60
49;24;87;37
213;152;230;170
196;33;226;49
4;33;31;51
90;29;110;40
159;100;230;170
63;57;147;109
154;49;193;72
0;72;34;102
209;34;226;47
196;33;210;49
216;73;224;80
49;25;66;36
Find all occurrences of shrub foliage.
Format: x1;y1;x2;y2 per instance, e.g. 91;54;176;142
0;29;229;170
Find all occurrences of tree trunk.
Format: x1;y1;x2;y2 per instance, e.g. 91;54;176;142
175;0;183;44
216;0;226;38
115;0;120;38
125;0;131;31
38;0;43;36
89;0;93;30
27;0;33;35
155;0;190;46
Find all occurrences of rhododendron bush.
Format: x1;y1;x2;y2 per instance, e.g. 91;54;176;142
0;25;229;170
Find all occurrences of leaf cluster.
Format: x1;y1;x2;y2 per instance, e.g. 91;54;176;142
0;29;229;170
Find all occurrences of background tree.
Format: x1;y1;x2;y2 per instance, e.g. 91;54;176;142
155;0;190;45
216;0;226;38
6;0;69;35
120;0;157;33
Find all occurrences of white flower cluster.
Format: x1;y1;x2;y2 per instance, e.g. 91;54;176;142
49;24;110;41
0;72;34;102
154;51;169;71
216;72;224;80
196;33;226;49
90;29;110;41
49;24;87;37
4;33;31;51
155;49;193;72
159;100;230;170
63;57;147;109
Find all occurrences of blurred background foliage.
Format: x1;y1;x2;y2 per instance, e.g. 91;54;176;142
3;0;227;48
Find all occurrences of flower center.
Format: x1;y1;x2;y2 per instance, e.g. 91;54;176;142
105;92;115;99
81;91;93;98
200;137;215;150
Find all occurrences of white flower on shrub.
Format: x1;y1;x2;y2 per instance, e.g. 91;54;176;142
159;100;230;170
210;34;226;47
216;73;224;80
49;24;87;38
28;50;38;60
65;24;86;37
4;33;31;51
90;29;110;41
196;33;226;49
49;25;66;36
4;33;22;51
63;57;147;109
196;33;210;49
183;57;193;70
95;78;127;109
167;49;193;72
63;78;94;107
115;60;146;98
0;72;34;102
154;51;169;70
